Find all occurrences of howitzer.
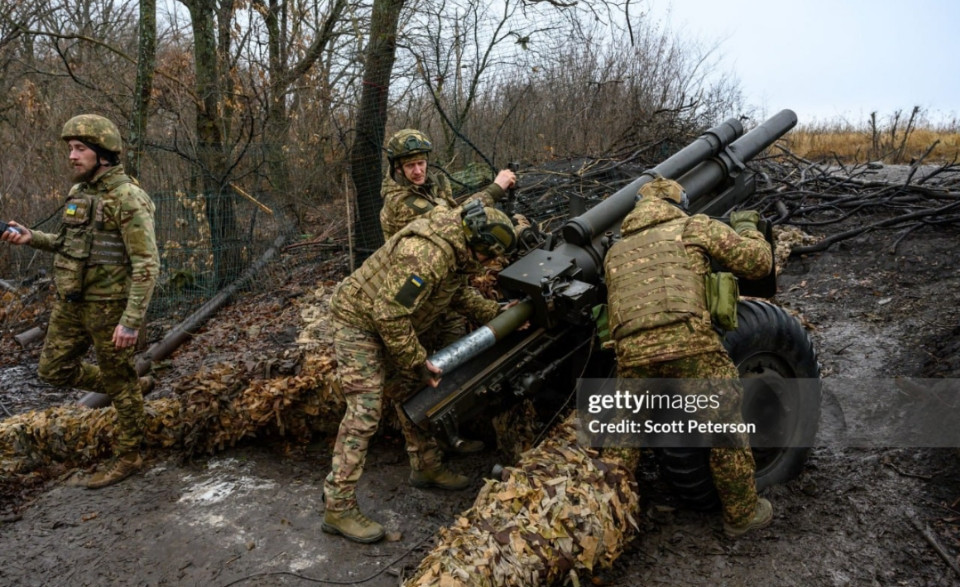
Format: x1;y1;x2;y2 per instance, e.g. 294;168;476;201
403;109;821;503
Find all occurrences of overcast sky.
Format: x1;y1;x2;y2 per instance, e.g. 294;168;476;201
643;0;960;126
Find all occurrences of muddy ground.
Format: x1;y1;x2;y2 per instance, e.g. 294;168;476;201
3;168;960;586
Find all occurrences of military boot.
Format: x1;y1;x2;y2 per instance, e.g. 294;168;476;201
409;465;470;490
440;437;485;456
723;497;773;538
321;508;385;544
82;452;143;489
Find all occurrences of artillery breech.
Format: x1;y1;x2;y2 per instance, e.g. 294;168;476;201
430;300;534;373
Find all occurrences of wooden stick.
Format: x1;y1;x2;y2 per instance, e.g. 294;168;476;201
228;182;274;215
911;517;960;579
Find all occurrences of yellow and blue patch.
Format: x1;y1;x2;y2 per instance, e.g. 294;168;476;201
395;274;425;308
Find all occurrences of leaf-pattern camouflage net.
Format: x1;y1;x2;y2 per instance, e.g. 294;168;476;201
405;413;642;587
773;225;819;274
0;352;341;475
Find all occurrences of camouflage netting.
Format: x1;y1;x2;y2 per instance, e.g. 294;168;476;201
0;352;342;475
773;225;819;273
0;284;345;476
405;413;642;587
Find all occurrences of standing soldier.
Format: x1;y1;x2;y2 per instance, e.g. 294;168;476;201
603;177;774;537
1;114;160;488
323;203;518;544
379;128;516;240
378;129;517;455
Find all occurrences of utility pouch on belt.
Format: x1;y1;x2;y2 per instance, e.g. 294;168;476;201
704;272;739;331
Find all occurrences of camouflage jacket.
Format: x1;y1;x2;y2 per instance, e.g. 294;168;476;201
607;198;772;366
379;171;504;240
332;207;500;371
30;165;160;330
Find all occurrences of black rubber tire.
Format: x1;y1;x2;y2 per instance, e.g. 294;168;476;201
655;300;822;511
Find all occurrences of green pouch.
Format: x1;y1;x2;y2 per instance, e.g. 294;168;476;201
705;272;739;331
591;303;614;349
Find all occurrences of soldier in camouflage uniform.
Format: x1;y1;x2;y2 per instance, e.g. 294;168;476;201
379;129;516;240
322;203;518;544
1;114;159;488
603;177;774;538
379;130;518;455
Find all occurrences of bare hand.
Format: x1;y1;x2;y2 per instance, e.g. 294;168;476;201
0;221;31;245
112;324;139;349
494;169;517;191
424;359;442;388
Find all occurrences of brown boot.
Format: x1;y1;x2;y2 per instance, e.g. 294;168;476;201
409;465;470;490
440;437;485;456
321;508;385;544
82;452;143;489
724;498;773;538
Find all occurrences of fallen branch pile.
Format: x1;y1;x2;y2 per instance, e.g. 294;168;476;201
746;150;960;254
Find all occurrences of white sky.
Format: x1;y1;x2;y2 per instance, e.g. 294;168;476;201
643;0;960;126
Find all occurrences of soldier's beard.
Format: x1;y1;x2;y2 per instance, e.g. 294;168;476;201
70;163;101;183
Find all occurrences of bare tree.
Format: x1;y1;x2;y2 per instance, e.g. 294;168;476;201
127;0;156;178
349;0;406;258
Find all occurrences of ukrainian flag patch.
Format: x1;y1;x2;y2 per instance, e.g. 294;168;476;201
66;203;78;216
395;274;425;308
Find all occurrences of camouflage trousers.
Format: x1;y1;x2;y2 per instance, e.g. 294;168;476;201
620;350;758;526
323;315;443;512
38;299;144;455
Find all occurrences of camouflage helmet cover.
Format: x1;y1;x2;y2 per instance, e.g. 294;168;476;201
386;129;433;166
461;201;517;256
638;177;686;206
61;114;123;155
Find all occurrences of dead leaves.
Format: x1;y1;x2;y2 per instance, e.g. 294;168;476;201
405;413;641;587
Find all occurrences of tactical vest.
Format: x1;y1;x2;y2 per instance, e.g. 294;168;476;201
606;217;705;340
354;219;458;320
53;173;132;300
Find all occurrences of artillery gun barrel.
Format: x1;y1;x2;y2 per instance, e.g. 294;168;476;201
429;300;534;374
679;109;798;208
562;117;744;246
404;109;799;430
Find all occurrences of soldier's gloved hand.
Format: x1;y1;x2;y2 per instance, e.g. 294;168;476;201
730;210;761;235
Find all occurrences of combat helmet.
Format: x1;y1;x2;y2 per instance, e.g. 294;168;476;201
638;176;688;209
61;114;123;155
461;200;517;257
386;129;433;171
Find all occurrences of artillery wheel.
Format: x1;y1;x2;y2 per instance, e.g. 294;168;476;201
655;300;821;511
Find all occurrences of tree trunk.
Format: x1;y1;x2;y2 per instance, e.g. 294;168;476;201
348;0;406;260
261;0;347;227
183;0;240;288
127;0;156;179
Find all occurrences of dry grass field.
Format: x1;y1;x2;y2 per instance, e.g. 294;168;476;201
788;108;960;164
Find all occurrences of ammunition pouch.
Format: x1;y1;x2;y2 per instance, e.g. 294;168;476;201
704;272;739;331
591;303;613;349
